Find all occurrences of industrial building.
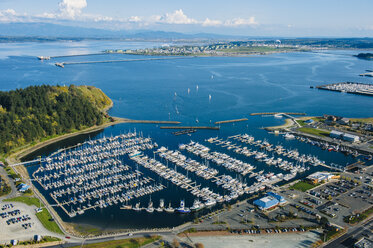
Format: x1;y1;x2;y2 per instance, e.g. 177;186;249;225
307;172;338;184
253;192;287;210
330;130;360;143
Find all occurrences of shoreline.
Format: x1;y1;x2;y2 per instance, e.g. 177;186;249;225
3;114;182;238
6;116;180;164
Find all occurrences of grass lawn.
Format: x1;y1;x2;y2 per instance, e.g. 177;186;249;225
297;127;330;137
36;208;64;234
4;196;63;234
4;196;44;207
290;181;318;192
70;236;160;248
296;120;307;127
349;118;373;123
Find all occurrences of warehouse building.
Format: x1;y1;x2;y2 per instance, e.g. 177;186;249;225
253;192;287;210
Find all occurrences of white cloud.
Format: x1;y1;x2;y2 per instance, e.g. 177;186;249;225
0;9;26;22
156;9;197;24
202;18;222;27
224;17;257;27
128;16;142;23
0;5;259;31
58;0;87;19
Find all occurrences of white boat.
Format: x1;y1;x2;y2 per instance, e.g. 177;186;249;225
190;199;204;211
156;199;164;212
284;133;295;140
146;199;154;213
165;202;174;213
205;199;216;207
129;150;142;158
133;202;141;211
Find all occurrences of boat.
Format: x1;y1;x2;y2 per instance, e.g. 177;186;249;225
120;204;132;210
129;150;142;158
133;202;141;211
205;199;217;207
284;133;295;140
146;198;154;213
176;200;190;213
190;199;204;211
165;202;174;213
156;199;164;212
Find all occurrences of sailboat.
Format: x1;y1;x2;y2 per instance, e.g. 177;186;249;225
156;199;164;212
165;202;174;213
196;85;199;91
146;198;154;213
188;88;190;94
209;94;212;102
133;202;141;211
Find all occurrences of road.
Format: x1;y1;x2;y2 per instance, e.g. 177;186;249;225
323;217;373;248
43;230;177;248
0;165;18;199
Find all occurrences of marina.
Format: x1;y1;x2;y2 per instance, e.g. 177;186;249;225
3;42;371;230
27;129;334;220
316;82;373;96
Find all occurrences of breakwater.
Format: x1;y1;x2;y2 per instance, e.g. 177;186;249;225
215;118;248;125
55;57;190;67
250;112;306;116
160;126;220;130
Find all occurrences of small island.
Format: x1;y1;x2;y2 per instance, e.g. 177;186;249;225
355;53;373;60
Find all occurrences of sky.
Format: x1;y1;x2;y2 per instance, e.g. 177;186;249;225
0;0;373;37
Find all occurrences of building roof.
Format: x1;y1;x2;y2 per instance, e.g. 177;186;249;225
354;237;373;248
254;196;279;209
307;172;333;181
343;133;359;139
330;130;343;136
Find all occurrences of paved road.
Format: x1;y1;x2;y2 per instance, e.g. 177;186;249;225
43;230;176;248
324;218;373;248
0;165;18;199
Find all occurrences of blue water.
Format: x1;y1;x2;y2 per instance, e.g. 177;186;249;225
1;41;373;230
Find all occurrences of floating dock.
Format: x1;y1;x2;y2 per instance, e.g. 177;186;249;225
172;129;196;136
215;118;248;125
160;126;220;130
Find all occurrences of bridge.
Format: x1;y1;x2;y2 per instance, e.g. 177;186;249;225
9;158;44;167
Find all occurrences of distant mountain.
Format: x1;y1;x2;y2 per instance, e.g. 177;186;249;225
0;22;237;41
0;22;125;38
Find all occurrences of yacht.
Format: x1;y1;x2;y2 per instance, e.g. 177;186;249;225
176;200;190;213
190;199;204;211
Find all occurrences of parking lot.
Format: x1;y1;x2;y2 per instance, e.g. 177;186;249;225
192;198;318;233
0;201;60;244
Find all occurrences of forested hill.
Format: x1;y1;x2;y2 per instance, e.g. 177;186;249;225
0;85;112;154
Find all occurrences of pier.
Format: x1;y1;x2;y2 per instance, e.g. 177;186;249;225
214;118;248;125
160;126;219;130
250;112;306;116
